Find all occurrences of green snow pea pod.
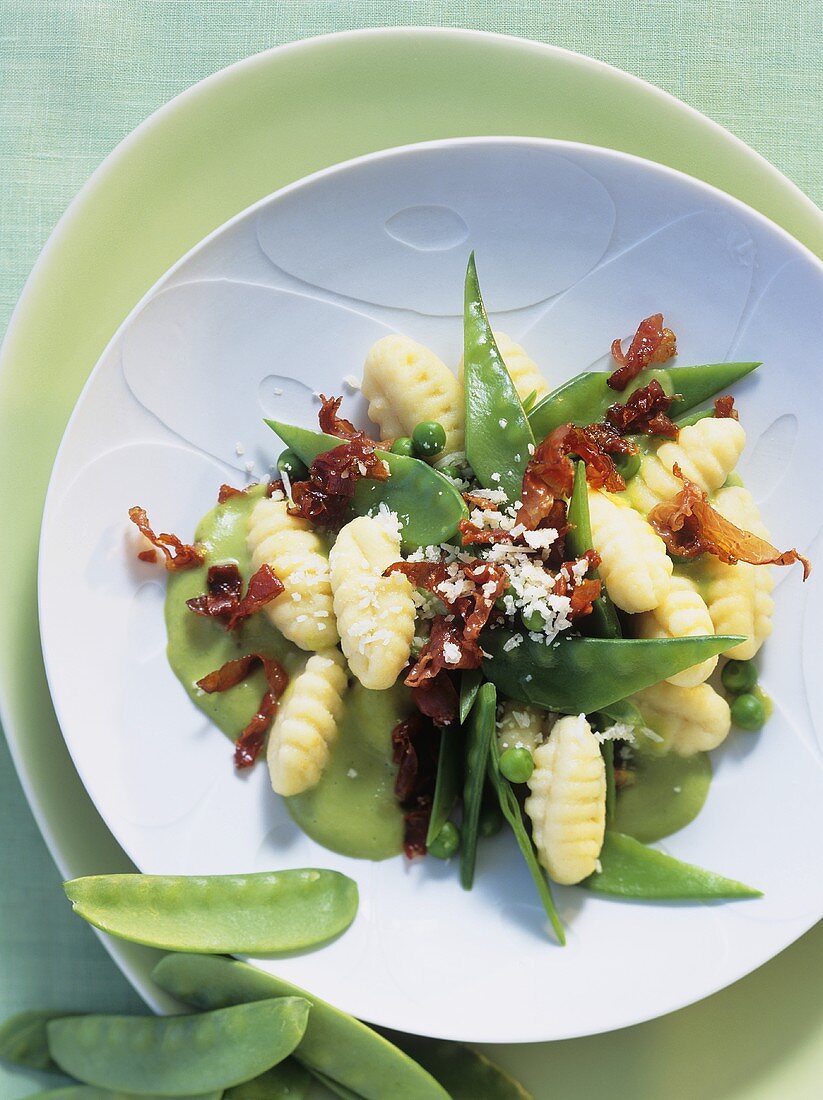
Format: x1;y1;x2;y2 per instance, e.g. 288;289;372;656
603;740;616;826
485;700;565;945
426;729;462;848
0;1008;74;1071
63;870;358;954
266;421;467;549
460;682;497;889
612;751;712;843
459;667;482;724
224;1060;312;1098
383;1033;532;1099
463;253;534;501
482;632;742;715
528;361;760;441
151;955;449;1100
29;1090;221;1100
306;1069;362;1098
46;998;309;1097
566;460;621;639
582;831;761;899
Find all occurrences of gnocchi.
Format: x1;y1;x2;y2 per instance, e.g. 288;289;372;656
247;497;338;650
704;485;775;659
362;335;464;455
524;714;606;885
634;573;718;687
267;649;348;796
496;700;551;754
632;680;732;756
587;488;673;613
627;417;746;514
328;515;416;690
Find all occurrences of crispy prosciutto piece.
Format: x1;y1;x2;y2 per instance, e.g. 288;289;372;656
608;313;677;391
187;563;283;631
713;395;739;420
648;465;811;578
128;506;203;570
605;379;679;439
196;653;289;768
217;480;284;504
385;560;508;722
289;397;388;530
518;424;628;529
391;712;440;858
551;551;603;620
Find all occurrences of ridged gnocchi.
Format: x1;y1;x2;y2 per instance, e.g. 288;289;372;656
267;649;348;796
362;335;464;455
627;417;746;514
458;331;549;403
524;714;606;885
329;515;416;690
632;680;731;756
634;573;718;687
496;700;551;754
704;485;775;659
587;488;673;613
247;497;338;650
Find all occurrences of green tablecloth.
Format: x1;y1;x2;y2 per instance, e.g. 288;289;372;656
1;4;821;1097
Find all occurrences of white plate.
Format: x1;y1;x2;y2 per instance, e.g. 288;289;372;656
39;138;823;1043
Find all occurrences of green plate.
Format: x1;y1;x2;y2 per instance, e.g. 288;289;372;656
1;28;821;1099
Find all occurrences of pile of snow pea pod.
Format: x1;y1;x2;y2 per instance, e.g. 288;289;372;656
0;951;531;1099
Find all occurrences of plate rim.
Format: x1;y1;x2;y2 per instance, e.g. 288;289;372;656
2;26;822;1027
38;132;823;1043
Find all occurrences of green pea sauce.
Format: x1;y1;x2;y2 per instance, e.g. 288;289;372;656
165;486;405;861
612;750;712;843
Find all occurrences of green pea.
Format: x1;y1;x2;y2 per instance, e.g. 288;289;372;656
46;998;309;1096
613;450;642;481
721;659;758;695
499;747;534;784
152;954;450;1100
390;436;415;458
428;821;461;859
412;420;447;458
521;609;545;632
63;869;358;954
277;448;308;481
478;800;504;838
731;692;767;731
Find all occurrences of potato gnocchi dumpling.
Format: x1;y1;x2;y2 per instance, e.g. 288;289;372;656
524;714;606;885
362;335;465;456
634;573;718;687
632;680;732;756
329;515;416;690
496;700;552;754
587;488;673;613
627;417;746;514
247;497;338;650
458;331;550;403
704;485;775;660
267;649;348;796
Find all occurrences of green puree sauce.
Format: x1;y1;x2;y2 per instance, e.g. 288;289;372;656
613;750;712;844
165;485;406;861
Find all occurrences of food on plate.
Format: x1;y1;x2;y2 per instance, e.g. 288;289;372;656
130;254;809;941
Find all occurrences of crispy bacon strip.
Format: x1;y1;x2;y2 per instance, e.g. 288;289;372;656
608;314;677;391
648;465;811;578
413;671;461;726
128;506;203;571
196;653;289;768
714;395;738;420
518;424;628;529
392;712;440;857
605;379;679;439
290;440;389;528
187;564;283;630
